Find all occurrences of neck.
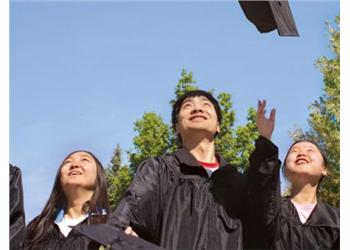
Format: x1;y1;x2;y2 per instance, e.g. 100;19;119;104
65;189;94;219
290;183;318;204
182;135;216;162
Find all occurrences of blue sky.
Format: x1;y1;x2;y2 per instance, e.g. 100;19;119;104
10;1;339;222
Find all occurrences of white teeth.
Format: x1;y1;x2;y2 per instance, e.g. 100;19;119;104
69;171;82;176
191;116;206;120
296;159;308;164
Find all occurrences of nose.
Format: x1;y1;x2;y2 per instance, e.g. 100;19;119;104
69;160;81;170
296;151;306;157
191;102;204;113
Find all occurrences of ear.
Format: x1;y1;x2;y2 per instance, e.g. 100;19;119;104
216;124;220;134
321;167;328;177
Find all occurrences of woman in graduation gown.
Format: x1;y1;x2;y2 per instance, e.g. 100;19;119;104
23;150;110;250
247;100;339;249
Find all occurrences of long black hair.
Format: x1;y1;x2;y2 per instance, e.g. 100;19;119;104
24;150;110;249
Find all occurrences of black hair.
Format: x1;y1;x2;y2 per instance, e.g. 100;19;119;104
171;90;222;129
24;150;110;249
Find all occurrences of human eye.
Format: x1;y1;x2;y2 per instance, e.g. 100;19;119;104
63;159;71;165
290;149;298;154
290;147;297;152
203;101;212;107
182;102;192;108
81;157;91;162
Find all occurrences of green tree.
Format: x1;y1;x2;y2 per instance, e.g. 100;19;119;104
170;69;198;106
231;107;259;171
128;112;171;172
215;94;259;172
291;16;339;207
105;145;132;208
108;144;123;173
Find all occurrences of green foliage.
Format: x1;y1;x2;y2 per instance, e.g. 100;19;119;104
105;145;132;208
231;107;259;171
107;167;132;209
128;112;171;172
290;16;339;207
170;69;198;106
108;144;123;174
215;95;258;171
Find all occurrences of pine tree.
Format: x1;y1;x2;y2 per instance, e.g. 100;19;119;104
105;145;132;208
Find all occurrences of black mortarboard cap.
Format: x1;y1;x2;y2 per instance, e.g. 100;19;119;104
239;0;299;37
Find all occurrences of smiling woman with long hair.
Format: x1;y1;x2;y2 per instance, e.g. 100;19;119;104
23;150;110;249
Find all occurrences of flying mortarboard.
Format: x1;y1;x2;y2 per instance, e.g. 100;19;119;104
239;0;299;36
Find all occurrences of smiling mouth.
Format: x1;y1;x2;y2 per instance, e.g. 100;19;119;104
295;158;310;165
68;171;83;176
189;115;207;121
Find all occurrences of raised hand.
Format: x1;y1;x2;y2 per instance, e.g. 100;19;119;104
256;100;276;140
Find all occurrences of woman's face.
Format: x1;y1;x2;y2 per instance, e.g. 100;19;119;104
285;142;327;183
60;151;98;192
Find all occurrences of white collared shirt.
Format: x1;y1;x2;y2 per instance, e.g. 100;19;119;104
54;209;88;237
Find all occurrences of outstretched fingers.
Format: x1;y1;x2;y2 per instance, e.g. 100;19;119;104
269;108;276;123
257;99;267;121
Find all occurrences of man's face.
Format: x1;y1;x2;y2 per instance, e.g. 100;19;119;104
175;95;220;139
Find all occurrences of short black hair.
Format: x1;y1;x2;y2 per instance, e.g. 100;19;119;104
171;90;222;129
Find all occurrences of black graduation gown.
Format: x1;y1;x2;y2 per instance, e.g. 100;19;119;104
247;136;340;249
24;216;162;250
75;223;163;250
10;165;26;250
108;148;248;250
239;0;299;37
23;218;101;250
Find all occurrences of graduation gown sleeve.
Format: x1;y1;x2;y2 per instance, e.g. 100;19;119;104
10;165;26;250
247;136;281;225
244;136;282;248
108;157;163;243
